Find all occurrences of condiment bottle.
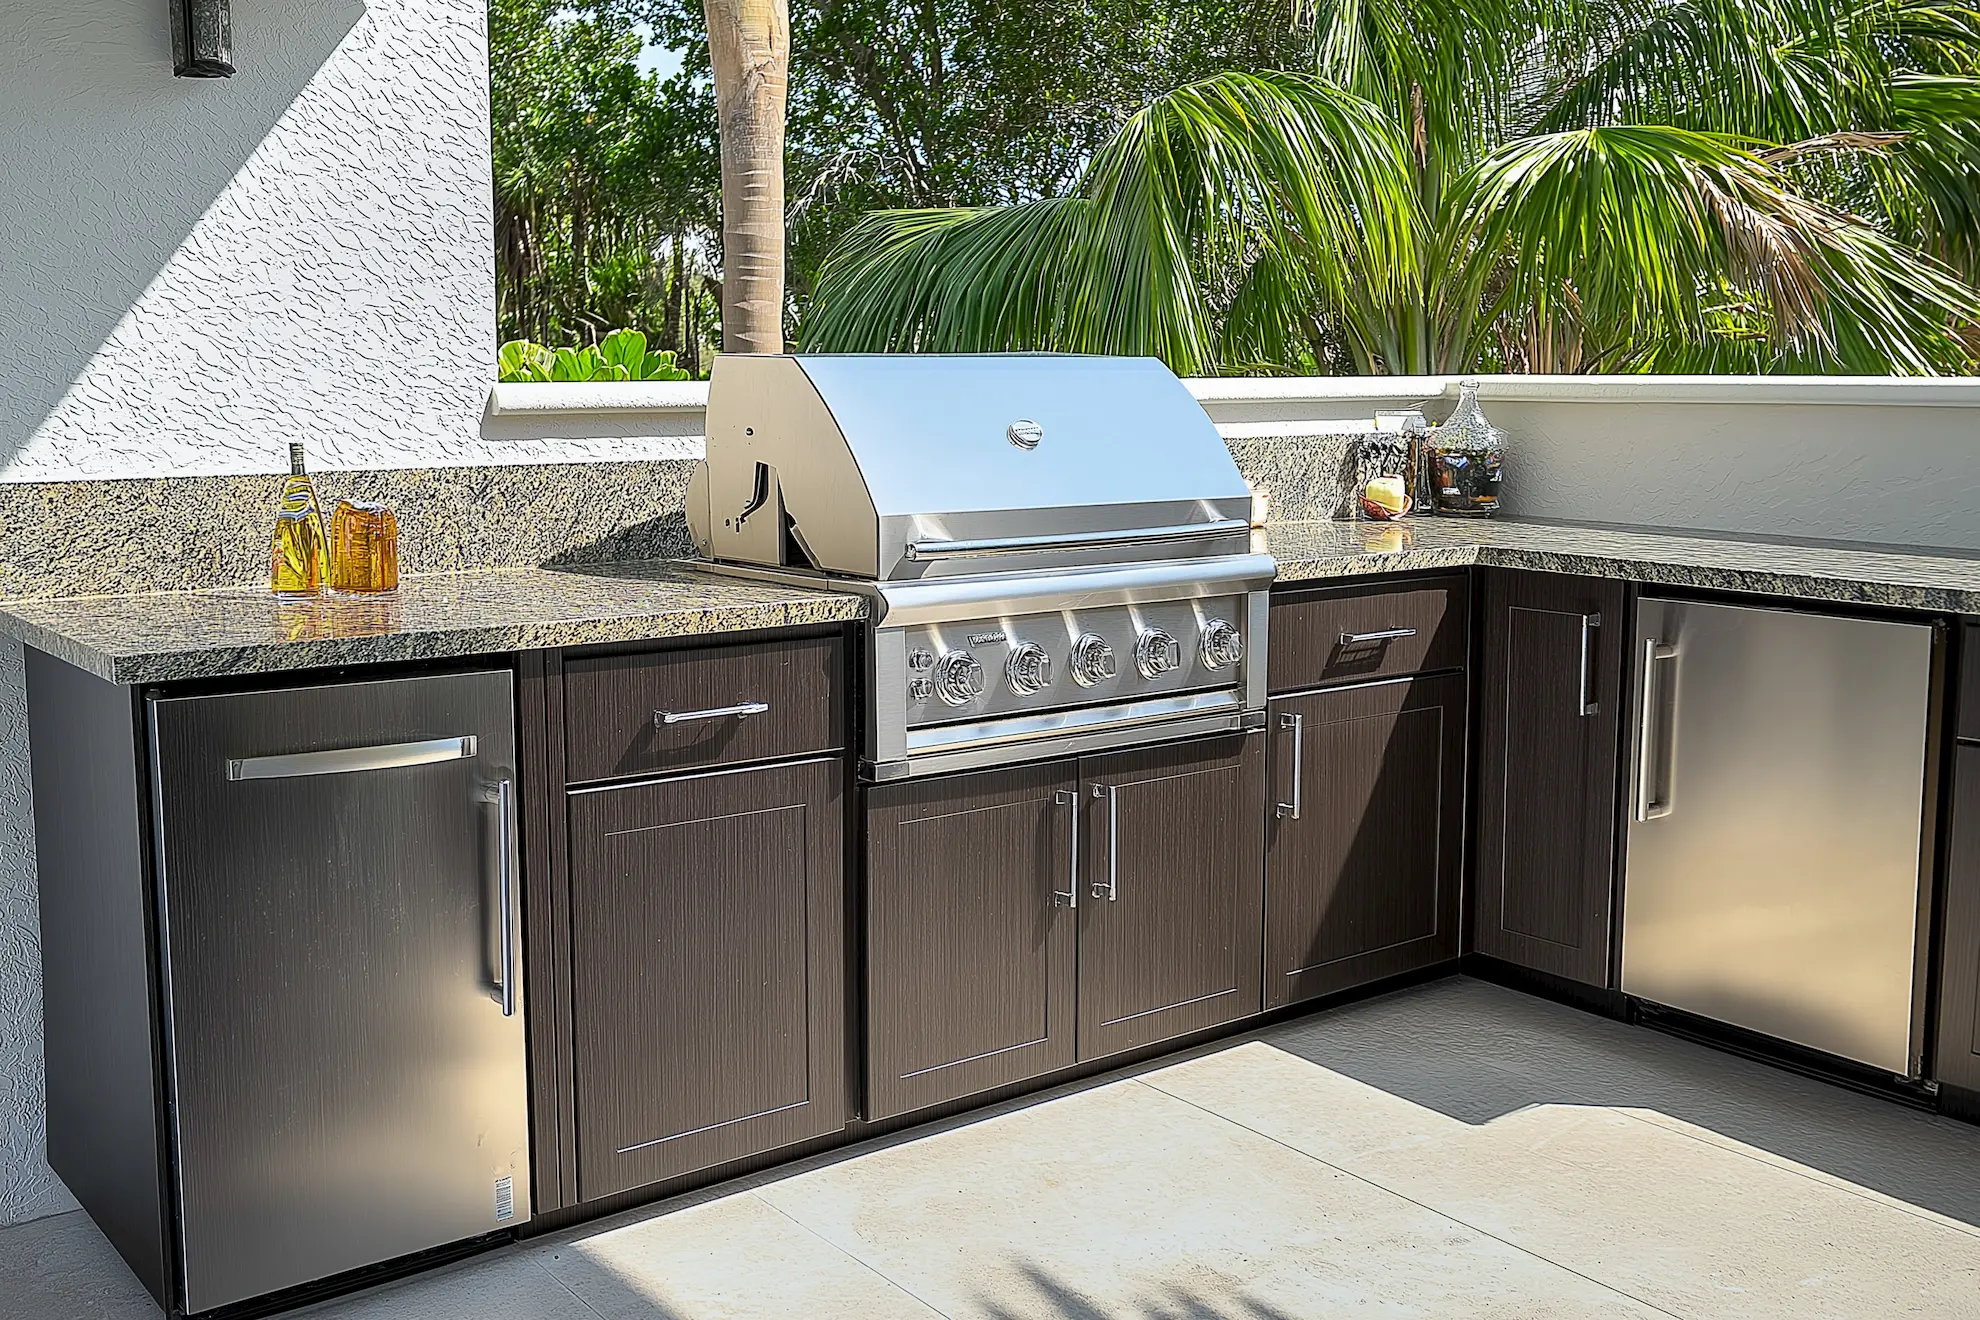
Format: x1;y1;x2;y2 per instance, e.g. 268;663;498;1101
329;499;399;593
269;442;328;596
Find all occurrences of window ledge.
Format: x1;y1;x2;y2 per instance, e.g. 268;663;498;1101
487;381;709;415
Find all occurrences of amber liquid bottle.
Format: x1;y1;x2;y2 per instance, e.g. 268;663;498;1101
269;442;328;596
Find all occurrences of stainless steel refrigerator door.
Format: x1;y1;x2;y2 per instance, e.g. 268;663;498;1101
149;671;529;1313
1622;599;1932;1076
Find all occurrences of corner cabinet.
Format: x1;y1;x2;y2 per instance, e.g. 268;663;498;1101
1261;575;1471;1009
863;733;1264;1122
1264;672;1468;1006
1470;570;1628;987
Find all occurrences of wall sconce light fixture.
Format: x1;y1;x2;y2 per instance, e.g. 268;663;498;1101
172;0;235;78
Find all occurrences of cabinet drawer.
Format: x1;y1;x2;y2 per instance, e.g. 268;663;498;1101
1269;575;1469;694
1961;623;1980;742
564;634;844;783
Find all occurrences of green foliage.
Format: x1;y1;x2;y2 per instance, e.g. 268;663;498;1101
498;330;692;382
491;0;719;364
805;0;1980;374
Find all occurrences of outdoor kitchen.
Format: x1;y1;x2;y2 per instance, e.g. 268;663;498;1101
10;0;1980;1318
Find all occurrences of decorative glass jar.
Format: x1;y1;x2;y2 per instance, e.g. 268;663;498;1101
1422;378;1504;517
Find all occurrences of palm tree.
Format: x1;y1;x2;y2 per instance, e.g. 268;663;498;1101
704;0;790;352
802;0;1980;374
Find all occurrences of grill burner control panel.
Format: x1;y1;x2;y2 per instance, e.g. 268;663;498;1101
902;596;1245;726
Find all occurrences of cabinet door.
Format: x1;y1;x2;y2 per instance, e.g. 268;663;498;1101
1472;570;1628;985
568;759;846;1200
864;761;1078;1120
1265;672;1466;1008
1935;746;1980;1093
1077;734;1265;1059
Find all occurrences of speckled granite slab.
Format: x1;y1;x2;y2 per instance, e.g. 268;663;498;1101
1265;517;1980;613
0;562;866;685
0;461;697;600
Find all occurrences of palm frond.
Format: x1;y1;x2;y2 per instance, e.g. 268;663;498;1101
1444;124;1979;371
802;72;1418;373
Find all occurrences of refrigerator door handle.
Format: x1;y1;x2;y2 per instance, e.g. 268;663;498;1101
226;735;478;781
485;778;519;1016
1635;639;1679;822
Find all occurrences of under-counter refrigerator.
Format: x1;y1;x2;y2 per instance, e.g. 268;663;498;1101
146;670;530;1313
1622;598;1938;1077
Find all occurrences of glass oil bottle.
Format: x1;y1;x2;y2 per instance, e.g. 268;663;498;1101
269;442;328;596
329;499;399;593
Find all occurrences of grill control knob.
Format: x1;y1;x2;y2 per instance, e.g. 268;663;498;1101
1135;628;1183;680
1200;619;1244;670
932;650;986;707
1070;633;1117;688
1005;642;1053;695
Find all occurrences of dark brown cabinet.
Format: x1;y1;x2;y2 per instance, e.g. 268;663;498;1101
863;734;1265;1118
1264;672;1467;1008
564;757;847;1200
1078;734;1266;1058
1935;744;1980;1098
864;762;1080;1121
1471;570;1628;986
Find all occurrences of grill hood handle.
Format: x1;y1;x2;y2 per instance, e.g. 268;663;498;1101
903;518;1251;563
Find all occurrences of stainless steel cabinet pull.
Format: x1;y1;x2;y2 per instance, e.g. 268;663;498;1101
1053;789;1079;908
1578;613;1603;717
905;519;1248;562
226;735;478;781
1635;639;1679;822
1339;627;1417;645
655;700;770;727
487;778;519;1018
1090;783;1120;901
1275;711;1304;820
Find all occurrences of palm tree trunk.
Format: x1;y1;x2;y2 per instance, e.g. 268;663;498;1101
704;0;789;354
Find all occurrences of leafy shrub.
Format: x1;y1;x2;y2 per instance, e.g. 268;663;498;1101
498;329;692;382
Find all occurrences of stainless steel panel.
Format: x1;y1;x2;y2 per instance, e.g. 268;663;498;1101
696;354;1254;579
900;596;1247;727
149;671;529;1313
1621;599;1933;1075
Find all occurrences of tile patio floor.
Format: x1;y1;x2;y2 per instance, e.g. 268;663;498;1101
9;978;1980;1318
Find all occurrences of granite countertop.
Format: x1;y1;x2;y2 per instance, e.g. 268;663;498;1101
0;561;868;685
10;519;1980;686
1263;517;1980;614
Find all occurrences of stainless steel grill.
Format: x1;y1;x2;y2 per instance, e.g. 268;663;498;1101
689;354;1276;779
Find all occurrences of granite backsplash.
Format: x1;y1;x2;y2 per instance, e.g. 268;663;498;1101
0;430;1377;601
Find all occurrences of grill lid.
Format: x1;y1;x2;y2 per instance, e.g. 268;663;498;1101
691;354;1254;580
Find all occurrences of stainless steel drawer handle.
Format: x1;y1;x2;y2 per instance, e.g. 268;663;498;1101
904;519;1249;562
1339;627;1417;645
1090;783;1120;901
226;735;478;781
655;700;770;727
1275;710;1304;820
485;778;519;1018
1635;639;1679;822
1578;612;1603;717
1054;789;1079;908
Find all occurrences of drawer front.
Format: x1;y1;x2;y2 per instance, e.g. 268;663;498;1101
564;634;845;782
1269;575;1469;694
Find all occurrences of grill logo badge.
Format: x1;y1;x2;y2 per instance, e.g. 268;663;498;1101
1007;419;1043;450
969;632;1007;647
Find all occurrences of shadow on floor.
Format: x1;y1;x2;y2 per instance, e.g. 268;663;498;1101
1253;977;1980;1229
